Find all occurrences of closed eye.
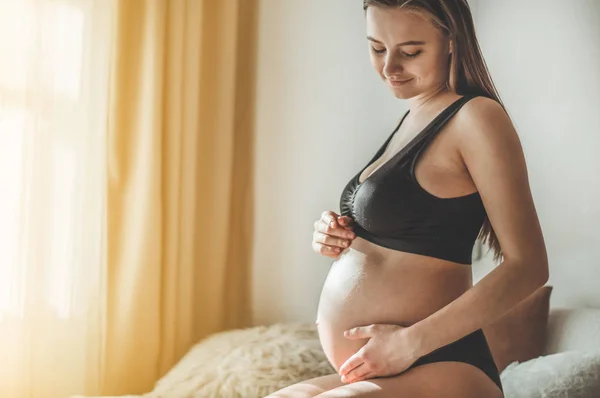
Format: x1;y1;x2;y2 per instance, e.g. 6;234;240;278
371;47;422;58
404;51;421;58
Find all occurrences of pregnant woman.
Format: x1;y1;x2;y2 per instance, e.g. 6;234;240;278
268;1;548;397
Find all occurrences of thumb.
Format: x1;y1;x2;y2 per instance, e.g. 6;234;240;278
338;216;353;227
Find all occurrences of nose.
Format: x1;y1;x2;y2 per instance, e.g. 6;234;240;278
383;55;403;79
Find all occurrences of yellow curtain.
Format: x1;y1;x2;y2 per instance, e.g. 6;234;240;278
0;1;111;397
104;0;256;395
0;0;256;396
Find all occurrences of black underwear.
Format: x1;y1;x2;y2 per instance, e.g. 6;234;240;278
406;328;503;394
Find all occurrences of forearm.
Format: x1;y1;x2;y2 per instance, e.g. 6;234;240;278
407;257;549;358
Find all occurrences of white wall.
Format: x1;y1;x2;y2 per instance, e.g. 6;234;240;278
252;0;600;326
468;0;600;308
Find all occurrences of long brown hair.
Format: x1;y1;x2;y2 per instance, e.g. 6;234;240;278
364;0;505;264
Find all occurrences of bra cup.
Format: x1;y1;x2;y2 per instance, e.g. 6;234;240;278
352;167;428;235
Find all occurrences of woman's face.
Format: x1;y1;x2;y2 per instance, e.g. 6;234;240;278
365;6;452;99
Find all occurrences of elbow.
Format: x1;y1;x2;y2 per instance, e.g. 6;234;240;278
539;263;549;286
526;245;549;287
533;258;549;287
516;253;549;288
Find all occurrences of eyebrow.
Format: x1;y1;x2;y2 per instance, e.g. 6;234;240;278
366;37;425;46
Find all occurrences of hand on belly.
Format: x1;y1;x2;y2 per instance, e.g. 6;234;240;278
315;246;471;373
316;318;370;373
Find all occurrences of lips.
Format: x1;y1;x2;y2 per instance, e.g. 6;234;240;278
389;78;412;86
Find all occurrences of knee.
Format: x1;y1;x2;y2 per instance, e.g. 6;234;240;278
265;385;325;398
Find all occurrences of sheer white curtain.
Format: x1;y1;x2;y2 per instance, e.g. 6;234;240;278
0;1;112;397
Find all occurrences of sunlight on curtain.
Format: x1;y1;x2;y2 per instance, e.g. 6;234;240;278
0;1;112;397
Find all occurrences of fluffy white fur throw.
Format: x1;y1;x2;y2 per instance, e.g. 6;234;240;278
150;322;335;398
500;350;600;398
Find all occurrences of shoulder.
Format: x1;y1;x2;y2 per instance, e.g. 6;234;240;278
454;95;521;155
459;95;510;129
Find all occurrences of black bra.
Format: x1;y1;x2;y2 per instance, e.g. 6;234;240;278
339;95;486;265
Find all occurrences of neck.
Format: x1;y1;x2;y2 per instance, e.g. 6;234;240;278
408;84;454;114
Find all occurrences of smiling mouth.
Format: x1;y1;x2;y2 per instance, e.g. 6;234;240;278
389;79;412;86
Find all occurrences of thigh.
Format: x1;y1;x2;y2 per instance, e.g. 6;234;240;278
265;373;346;398
314;361;504;398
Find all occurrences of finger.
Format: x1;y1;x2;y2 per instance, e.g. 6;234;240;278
344;324;376;340
315;232;352;250
321;243;342;254
339;346;368;377
343;367;374;384
321;211;340;229
316;221;356;240
321;211;339;226
312;241;342;256
313;232;344;248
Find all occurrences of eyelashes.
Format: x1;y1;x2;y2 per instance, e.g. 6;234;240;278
371;48;422;58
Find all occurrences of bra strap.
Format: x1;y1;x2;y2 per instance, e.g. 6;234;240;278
410;95;477;158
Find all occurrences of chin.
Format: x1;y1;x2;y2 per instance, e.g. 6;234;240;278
389;88;413;99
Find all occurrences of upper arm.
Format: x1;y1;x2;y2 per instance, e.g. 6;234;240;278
456;97;548;278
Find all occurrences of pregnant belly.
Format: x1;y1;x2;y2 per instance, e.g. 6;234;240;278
316;244;471;373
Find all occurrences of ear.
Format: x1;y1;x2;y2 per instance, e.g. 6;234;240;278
448;40;453;54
